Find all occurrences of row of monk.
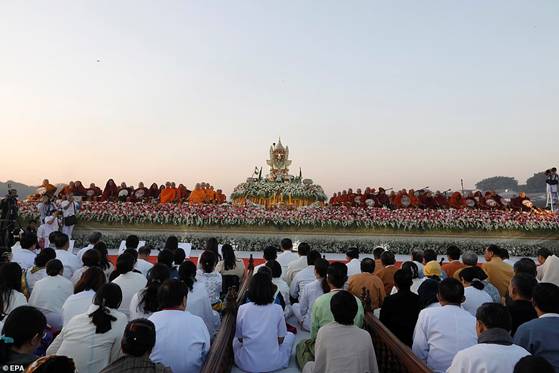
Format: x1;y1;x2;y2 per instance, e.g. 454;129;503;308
31;179;227;204
329;188;535;211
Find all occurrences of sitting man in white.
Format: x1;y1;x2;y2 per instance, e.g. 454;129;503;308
11;232;37;270
290;250;321;302
292;258;329;331
412;278;477;373
345;248;361;277
149;279;210;373
303;290;378;373
284;242;310;285
111;252;147;319
53;233;81;280
448;303;530;373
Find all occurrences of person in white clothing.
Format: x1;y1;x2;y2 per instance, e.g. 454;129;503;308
290;250;321;302
0;263;27;331
179;261;220;338
276;238;297;276
47;283;128;373
448;303;530;373
36;216;59;250
76;232;102;260
234;272;295;372
11;232;37;271
411;249;425;279
93;242;115;280
111;252;147;319
266;260;290;311
62;267;106;327
345;248;361;277
293;258;329;331
25;248;56;294
254;246;278;272
196;251;222;306
134;246;154;277
149;279;210;373
53;233;81;280
284;242;311;285
129;264;170;320
71;249;100;284
459;267;493;317
60;195;79;239
391;262;425;295
28;259;74;332
412;278;477;373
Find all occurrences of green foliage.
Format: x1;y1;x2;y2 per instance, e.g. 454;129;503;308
475;176;518;192
526;172;547;193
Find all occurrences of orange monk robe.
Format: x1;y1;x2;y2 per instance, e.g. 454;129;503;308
449;192;465;209
216;192;226;204
206;189;217;203
160;187;178;203
189;189;205;204
177;185;190;202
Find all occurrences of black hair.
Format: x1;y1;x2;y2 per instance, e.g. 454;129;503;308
257;266;273;280
486;244;501;257
0;306;46;364
394;269;413;290
330;290;357;325
123;248;139;261
380;251;396;266
54;233;69;249
247;273;274;305
476;303;512;331
27;355;76;373
48;231;60;246
533;283;559;314
93;241;111;271
401;261;419;279
138;245;152;256
418;278;440;309
411;249;424;263
157;249;174;268
263;246;278;261
125;235;140;250
360;258;375;273
438;278;464;305
122;319;156;357
138;264;170;314
307;250;321;266
446;245;461;261
164;236;179;252
88;231;102;245
423;249;437;263
20;232;37;250
115;252;135;275
34;248;56;267
459;267;485;290
326;262;348;289
314;258;329;279
513;356;554;373
265;260;282;278
178;260;197;291
499;248;510;259
199;250;217;274
297;242;310;256
510;274;538;300
346;248;359;260
75;267;106;294
372;247;385;259
280;238;292;251
89;283;122;334
513;258;537;278
205;237;220;259
157;279;187;309
173;248;186;266
82;249;100;267
0;262;22;320
536;248;552;259
221;244;236;271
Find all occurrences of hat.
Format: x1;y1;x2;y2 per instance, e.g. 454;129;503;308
423;261;442;277
45;216;55;224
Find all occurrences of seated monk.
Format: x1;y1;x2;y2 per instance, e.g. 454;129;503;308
177;184;190;202
346;188;356;207
420;191;437;209
354;189;363;207
464;192;477;209
133;182;149;202
408;189;419;208
448;191;465;209
58;181;75;198
215;189;226;204
339;190;349;206
100;179;119;202
329;193;337;205
189;183;205;204
377;188;391;208
41;179;57;198
160;182;178;203
207;185;217;203
148;183;160;200
73;181;86;197
473;191;486;209
85;183;101;201
434;191;449;209
510;192;532;212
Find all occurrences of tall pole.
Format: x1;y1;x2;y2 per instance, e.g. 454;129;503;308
461;179;465;195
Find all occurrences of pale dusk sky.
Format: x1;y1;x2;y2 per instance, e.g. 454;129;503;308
1;1;557;196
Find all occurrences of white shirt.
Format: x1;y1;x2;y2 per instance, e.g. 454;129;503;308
55;249;81;280
447;342;530;373
149;309;210;373
462;286;493;317
29;275;73;313
76;244;94;260
26;267;47;293
11;248;36;270
277;251;298;275
541;255;559;287
290;265;315;299
0;290;27;331
412;304;477;373
71;266;90;284
129;290;152;320
393;277;425;295
134;258;153;277
295;278;324;330
111;272;147;319
272;277;290;306
37;221;59;248
346;258;361;277
187;281;220;338
196;271;222;305
47;305;127;373
284;256;308;285
61;290;96;327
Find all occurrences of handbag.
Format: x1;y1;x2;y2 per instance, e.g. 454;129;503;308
64;215;77;226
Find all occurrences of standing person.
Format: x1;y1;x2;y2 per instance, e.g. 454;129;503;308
377;251;399;294
302;290;379;373
47;283;127;373
347;258;386;310
60;195;78;239
292;258;329;331
76;232;102;261
196;251;222;306
149;279;210;373
0;263;27;331
458;267;493;317
25;248;56;293
11;232;37;271
111;253;147;319
284;243;310;285
290;250;321;302
0;306;47;370
482;245;513;298
514;283;559;371
380;269;421;347
53;233;81;280
233;273;295;373
62;267;106;327
100;319;172;373
28;259;73;332
412;278;477;373
129;264;170;320
441;246;465;278
276;238;297;275
345;248;361;277
36;216;59;250
507;274;538;336
447;303;530;373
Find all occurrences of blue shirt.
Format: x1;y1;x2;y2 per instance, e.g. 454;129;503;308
514;314;559;372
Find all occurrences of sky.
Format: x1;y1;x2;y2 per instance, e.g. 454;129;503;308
1;1;558;196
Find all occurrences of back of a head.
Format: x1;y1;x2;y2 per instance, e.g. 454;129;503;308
459;266;485;290
157;279;187;309
307;250;321;266
122;319;156;357
394;269;413;290
88;231;102;245
514;258;537;278
20;232;37;250
247;272;274;305
165;236;179;252
140;265;171;312
533;283;559;314
380;251;396;266
263;246;278;261
75;266;106;294
462;251;478;266
346;247;359;260
0;306;47;363
499;248;510;259
206;237;219;255
298;242;310;256
372;247;385;260
446;245;461;261
123;248;139;262
360;258;375;274
82;249;100;267
178;260;197;283
125;235;140;250
411;249;424;263
157;249;174;268
174;248;186;266
200;250;217;273
314;258;329;278
423;249;437;263
116;252;136;275
438;278;464;305
536;248;552;260
280;238;292;251
418;279;440;309
327;262;348;289
48;231;60;246
34;248;56;267
26;355;76;373
330;290;357;325
265;260;282;278
54;233;69;250
46;259;63;277
514;356;555;373
486;244;501;257
221;244;236;270
401;261;419;279
511;273;538;300
138;245;151;257
91;283;123;334
476;303;511;331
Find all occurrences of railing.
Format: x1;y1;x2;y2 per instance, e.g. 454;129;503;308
201;256;254;373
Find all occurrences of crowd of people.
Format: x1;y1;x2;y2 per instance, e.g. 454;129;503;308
1;228;559;373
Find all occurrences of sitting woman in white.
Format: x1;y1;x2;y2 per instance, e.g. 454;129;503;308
266;260;290;311
234;272;295;372
71;249;100;284
216;244;245;281
28;259;73;332
196;251;222;306
47;283;127;373
459;267;493;317
293;258;329;331
62;267;106;327
129;264;170;320
0;263;28;331
25;248;56;294
111;252;147;319
93;242;114;280
179;260;220;338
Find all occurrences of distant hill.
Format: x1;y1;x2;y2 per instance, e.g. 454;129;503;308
0;180;38;198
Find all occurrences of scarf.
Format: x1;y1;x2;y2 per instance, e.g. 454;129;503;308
478;328;513;346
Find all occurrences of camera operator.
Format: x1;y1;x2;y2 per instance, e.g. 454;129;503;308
37;195;56;224
60;193;79;239
0;189;19;249
546;167;558;211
